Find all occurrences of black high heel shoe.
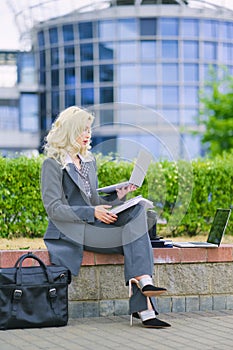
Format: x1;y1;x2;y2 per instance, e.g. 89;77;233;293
129;277;167;297
132;312;171;328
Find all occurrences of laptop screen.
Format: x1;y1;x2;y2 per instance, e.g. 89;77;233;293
207;209;231;245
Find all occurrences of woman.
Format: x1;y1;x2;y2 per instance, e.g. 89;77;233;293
41;106;170;328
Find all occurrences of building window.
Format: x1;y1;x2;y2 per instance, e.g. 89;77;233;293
162;86;179;104
162;109;179;125
50;47;59;66
79;22;93;39
162;63;178;82
65;89;76;107
63;24;74;42
99;42;114;60
49;27;58;44
65;68;76;86
140;41;156;60
140;18;157;36
203;42;217;60
141;86;156;106
159;18;178;36
100;87;113;103
81;66;94;83
39;51;46;69
161;41;178;59
99;64;113;82
98;20;116;40
201;20;218;38
140;64;156;84
51;69;59;87
183;41;199;60
64;45;75;64
118;42;137;62
80;43;93;61
52;90;59;120
183;87;198;105
183;64;199;82
118;87;137;103
180;19;198;37
118;19;137;39
118;64;137;84
81;88;94;105
20;94;38;132
38;31;45;47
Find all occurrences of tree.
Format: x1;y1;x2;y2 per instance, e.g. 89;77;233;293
198;68;233;157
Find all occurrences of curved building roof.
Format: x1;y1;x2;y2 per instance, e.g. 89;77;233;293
6;0;233;48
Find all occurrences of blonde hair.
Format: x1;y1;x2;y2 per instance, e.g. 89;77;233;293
44;106;95;166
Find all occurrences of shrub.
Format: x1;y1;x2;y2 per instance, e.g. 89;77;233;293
0;153;232;238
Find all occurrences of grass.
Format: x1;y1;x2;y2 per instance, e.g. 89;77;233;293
0;234;233;250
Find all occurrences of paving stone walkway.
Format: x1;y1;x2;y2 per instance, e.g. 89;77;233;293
1;310;233;350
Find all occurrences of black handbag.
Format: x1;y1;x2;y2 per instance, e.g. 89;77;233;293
0;252;71;330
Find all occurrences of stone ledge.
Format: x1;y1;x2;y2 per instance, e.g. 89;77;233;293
0;244;233;268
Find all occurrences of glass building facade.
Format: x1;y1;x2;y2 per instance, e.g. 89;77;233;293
31;2;233;159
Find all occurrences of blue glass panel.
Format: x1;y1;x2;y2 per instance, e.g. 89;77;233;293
161;41;178;59
180;19;198;37
98;20;116;40
160;18;178;36
64;45;75;64
38;31;45;47
81;88;94;105
81;66;93;83
99;42;114;60
183;109;198;125
201;20;218;38
220;43;233;63
162;109;179;124
80;43;93;61
51;69;59;86
140;18;156;36
183;41;199;59
79;22;93;39
49;28;58;44
65;89;76;107
20;94;38;132
141;86;156;106
51;48;59;66
162;86;179;104
162;64;178;82
202;64;217;80
219;22;229;39
65;68;76;86
118;64;137;84
118;19;136;39
99;64;113;82
52;90;59;120
63;24;74;42
140;64;156;84
203;42;217;60
118;42;137;62
39;51;46;69
140;41;156;60
118;87;137;103
183;64;199;82
40;70;46;85
183;87;198;105
100;87;113;103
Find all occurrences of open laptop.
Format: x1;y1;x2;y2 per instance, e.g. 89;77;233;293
173;208;231;248
97;150;152;193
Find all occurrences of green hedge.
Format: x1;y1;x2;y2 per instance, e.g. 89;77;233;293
0;153;232;238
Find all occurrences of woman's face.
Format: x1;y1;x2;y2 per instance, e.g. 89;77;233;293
76;120;92;148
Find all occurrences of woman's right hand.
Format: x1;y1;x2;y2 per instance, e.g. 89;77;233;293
94;205;118;224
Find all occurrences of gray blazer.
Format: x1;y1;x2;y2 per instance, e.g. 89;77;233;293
41;157;149;276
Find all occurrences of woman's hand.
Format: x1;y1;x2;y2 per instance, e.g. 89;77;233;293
116;184;137;200
94;205;118;224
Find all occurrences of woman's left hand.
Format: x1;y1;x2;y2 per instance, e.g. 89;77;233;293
116;184;137;200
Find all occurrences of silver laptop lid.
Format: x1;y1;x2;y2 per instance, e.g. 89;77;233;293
207;208;231;246
129;150;152;187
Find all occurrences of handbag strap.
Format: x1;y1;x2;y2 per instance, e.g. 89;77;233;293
15;252;54;285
